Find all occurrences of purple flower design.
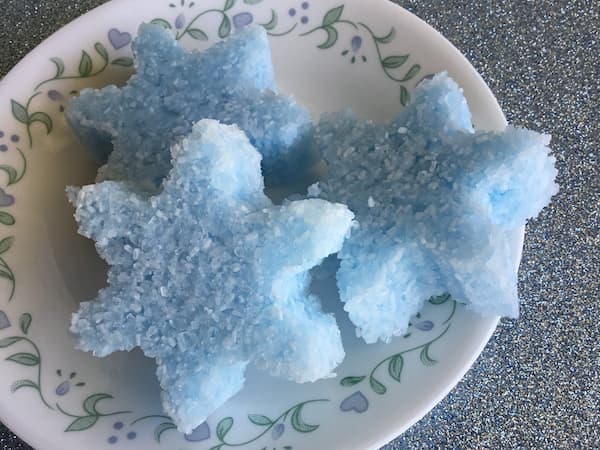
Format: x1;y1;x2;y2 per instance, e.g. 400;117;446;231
0;310;10;329
47;90;64;101
54;369;85;396
289;2;310;24
342;36;367;64
175;13;186;29
10;135;19;143
108;421;137;444
271;423;285;440
233;12;254;30
0;145;7;153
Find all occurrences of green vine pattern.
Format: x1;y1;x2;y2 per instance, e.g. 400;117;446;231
56;394;131;432
340;295;459;395
0;312;128;431
130;399;327;448
0;236;15;301
151;0;292;40
209;399;328;450
1;31;133;305
11;42;133;149
299;6;420;105
151;1;420;105
0;312;52;409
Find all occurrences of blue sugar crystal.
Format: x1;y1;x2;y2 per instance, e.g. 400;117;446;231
313;73;558;343
69;120;354;433
67;24;314;189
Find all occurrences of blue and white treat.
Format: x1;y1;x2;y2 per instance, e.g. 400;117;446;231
313;72;558;343
69;120;354;432
67;24;314;190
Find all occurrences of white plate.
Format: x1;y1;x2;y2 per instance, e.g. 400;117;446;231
0;0;513;449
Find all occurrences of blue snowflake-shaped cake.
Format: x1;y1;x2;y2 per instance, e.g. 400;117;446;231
67;24;314;190
313;73;558;343
69;120;354;432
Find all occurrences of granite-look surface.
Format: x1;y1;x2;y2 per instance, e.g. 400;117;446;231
0;0;598;448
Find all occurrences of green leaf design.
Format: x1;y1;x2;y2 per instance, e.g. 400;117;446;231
383;55;409;69
223;0;236;10
340;376;366;387
0;165;18;185
369;376;387;395
375;27;396;44
209;446;223;450
218;15;232;38
83;393;113;415
29;112;53;134
51;57;65;77
11;100;28;124
0;212;15;226
388;354;404;382
0;269;14;281
78;50;93;77
111;57;134;67
401;64;421;82
187;28;209;40
6;352;39;366
65;415;98;432
19;313;32;334
10;379;38;393
261;9;278;30
216;416;234;440
0;236;14;255
248;414;272;426
290;404;319;433
420;343;437;366
243;0;263;4
322;5;344;27
154;422;177;442
0;336;23;348
318;26;338;49
400;85;410;106
150;18;172;29
429;293;451;305
94;42;109;62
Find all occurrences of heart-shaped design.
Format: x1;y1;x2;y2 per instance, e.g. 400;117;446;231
0;188;15;207
340;390;369;413
108;28;132;50
184;421;210;442
0;310;10;329
414;320;434;331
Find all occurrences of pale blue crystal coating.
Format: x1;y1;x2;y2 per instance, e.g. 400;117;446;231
66;24;314;189
313;73;558;343
69;120;353;432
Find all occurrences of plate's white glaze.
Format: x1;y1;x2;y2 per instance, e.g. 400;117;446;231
0;1;512;449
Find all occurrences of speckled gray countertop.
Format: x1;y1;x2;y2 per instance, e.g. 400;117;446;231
1;1;598;449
